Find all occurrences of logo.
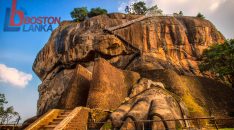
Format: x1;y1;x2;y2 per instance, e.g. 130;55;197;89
4;0;61;32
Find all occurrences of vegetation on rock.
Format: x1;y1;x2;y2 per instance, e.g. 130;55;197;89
88;7;107;18
132;1;147;15
125;1;162;15
173;11;184;16
71;7;108;22
146;5;163;16
196;12;205;19
179;11;183;16
199;39;234;87
70;7;88;22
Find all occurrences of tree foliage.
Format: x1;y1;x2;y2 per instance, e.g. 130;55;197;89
199;39;234;87
173;11;183;17
179;11;183;16
132;1;147;15
71;7;108;22
0;93;20;124
196;12;205;19
71;7;88;22
125;1;163;15
146;5;163;16
88;7;107;18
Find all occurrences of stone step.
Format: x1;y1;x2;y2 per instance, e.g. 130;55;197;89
60;112;70;116
48;121;60;125
53;119;62;123
57;115;67;118
61;110;71;113
41;124;56;130
44;125;56;128
40;128;54;130
63;110;72;112
53;118;64;122
60;111;71;116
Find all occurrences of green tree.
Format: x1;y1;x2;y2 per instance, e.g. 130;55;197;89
88;7;108;18
146;5;163;16
0;94;7;118
179;11;183;16
196;12;205;19
199;39;234;87
70;7;88;22
132;1;147;15
0;93;20;124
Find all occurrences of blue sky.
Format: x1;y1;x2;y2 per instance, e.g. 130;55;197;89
0;0;233;123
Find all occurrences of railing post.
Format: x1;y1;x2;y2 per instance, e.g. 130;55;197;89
213;117;218;130
196;118;200;129
142;121;144;130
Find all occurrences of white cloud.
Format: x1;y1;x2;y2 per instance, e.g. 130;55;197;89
0;64;32;88
210;2;220;12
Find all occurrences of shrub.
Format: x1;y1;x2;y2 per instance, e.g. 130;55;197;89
88;7;107;18
70;7;88;22
196;12;205;19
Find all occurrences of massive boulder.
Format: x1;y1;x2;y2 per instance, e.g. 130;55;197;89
32;13;234;129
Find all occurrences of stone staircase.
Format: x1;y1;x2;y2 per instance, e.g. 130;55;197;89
25;107;89;130
105;15;151;32
40;110;71;130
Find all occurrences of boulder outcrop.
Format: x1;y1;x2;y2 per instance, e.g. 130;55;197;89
32;13;234;129
37;65;92;115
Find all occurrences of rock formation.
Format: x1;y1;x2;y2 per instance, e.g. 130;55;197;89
32;13;234;129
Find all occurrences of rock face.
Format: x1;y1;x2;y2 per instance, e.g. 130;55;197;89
33;13;234;129
139;69;234;118
37;65;92;115
33;14;224;81
87;58;140;110
37;69;74;115
62;65;92;109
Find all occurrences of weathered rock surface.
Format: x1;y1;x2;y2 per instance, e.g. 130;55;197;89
61;65;92;109
33;14;140;80
33;14;224;81
32;13;234;129
139;69;234;118
37;68;74;115
37;65;92;115
87;58;140;110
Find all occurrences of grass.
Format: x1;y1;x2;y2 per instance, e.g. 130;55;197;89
182;94;206;115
